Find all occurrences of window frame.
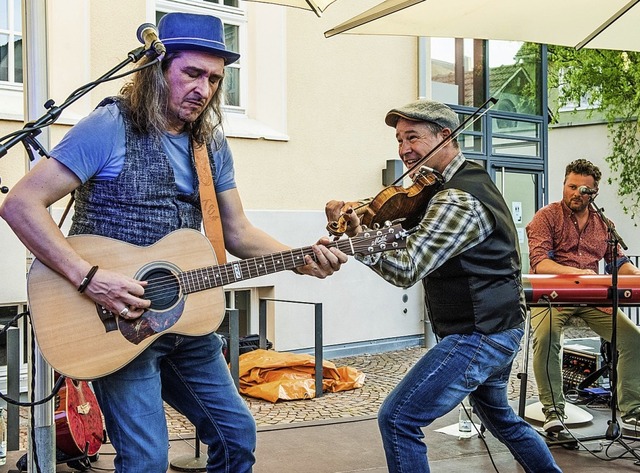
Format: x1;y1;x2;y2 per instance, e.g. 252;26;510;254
0;0;22;90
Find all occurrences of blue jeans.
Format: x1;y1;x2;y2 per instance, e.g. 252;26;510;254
378;328;561;473
93;333;256;473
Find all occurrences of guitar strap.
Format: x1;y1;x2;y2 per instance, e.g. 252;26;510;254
193;140;227;264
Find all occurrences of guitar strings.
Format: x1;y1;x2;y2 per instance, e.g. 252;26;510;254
137;245;325;299
112;234;380;301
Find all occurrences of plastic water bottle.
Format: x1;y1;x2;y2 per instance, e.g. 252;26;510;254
0;407;6;465
458;405;472;433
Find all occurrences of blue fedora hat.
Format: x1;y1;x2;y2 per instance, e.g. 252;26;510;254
158;12;240;65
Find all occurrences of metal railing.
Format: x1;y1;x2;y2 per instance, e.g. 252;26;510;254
259;298;324;399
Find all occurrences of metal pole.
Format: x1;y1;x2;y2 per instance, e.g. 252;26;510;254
23;0;55;471
229;309;240;390
259;300;267;350
6;325;20;451
314;303;323;399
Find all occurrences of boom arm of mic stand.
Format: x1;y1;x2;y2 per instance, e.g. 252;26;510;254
0;46;147;161
589;199;628;251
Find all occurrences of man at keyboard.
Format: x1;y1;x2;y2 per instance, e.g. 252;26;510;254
526;158;640;433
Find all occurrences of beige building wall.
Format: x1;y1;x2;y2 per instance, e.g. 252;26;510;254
228;3;415;210
225;3;425;351
0;1;427;353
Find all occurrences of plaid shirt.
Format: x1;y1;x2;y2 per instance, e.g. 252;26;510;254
359;153;495;287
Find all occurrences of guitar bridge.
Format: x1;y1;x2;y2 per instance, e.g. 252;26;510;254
96;305;118;332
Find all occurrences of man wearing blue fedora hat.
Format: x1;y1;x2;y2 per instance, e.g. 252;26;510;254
0;11;348;473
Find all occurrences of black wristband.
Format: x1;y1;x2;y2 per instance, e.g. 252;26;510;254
77;265;99;293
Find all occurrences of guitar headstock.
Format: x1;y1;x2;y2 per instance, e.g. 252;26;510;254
349;223;411;255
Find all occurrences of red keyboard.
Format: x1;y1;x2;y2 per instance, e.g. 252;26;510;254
523;274;640;306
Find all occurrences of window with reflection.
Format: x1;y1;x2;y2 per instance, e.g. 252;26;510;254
430;38;486;156
488;41;543;159
0;0;23;84
491;118;541;158
488;41;542;117
430;38;485;108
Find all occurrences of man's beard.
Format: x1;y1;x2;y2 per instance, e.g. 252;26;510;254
569;198;588;212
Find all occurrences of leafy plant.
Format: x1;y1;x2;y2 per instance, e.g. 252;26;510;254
547;47;640;221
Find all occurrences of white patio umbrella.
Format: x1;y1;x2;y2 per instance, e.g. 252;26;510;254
243;0;339;16
324;0;640;51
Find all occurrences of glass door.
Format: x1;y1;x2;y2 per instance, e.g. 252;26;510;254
494;167;542;274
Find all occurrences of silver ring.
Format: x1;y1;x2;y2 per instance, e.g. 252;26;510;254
119;307;129;317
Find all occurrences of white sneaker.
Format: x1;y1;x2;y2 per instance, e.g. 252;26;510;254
543;409;564;433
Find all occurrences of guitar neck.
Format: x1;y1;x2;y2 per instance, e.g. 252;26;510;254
179;239;353;294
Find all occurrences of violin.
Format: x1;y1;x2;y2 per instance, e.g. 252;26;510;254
326;166;444;237
326;97;497;237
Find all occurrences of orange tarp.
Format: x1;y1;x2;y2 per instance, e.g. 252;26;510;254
238;349;366;403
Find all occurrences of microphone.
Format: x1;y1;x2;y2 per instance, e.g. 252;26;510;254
578;185;598;195
136;23;166;59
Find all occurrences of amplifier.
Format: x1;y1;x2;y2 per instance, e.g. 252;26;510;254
562;337;609;393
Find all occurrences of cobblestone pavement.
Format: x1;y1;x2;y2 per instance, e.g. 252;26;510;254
165;337;546;432
163;347;430;437
18;326;595;449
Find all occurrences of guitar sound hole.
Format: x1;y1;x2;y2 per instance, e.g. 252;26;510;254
144;268;180;311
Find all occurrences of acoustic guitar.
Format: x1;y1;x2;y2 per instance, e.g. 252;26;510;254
55;377;104;458
27;225;409;380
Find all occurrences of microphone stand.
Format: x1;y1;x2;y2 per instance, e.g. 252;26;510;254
0;44;157;473
0;45;151;169
587;195;640;459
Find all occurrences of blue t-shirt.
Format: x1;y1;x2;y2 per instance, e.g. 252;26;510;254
50;102;236;194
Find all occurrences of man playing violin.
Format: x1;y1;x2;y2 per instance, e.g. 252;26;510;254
526;158;640;434
326;99;560;473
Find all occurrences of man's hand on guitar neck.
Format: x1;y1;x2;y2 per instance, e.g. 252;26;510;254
83;268;150;320
293;237;349;279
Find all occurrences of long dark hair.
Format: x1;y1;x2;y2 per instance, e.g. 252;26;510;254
118;52;224;146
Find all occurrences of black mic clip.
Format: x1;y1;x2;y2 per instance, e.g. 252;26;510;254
128;46;147;63
136;23;166;60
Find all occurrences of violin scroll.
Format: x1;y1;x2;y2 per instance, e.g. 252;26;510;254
326;200;367;237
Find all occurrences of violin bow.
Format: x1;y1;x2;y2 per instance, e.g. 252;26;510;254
328;97;499;235
391;97;498;186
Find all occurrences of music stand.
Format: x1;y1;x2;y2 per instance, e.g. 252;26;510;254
586;195;640;459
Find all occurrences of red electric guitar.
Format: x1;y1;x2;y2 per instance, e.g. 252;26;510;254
55;376;105;458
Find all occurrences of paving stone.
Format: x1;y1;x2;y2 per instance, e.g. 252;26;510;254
15;327;598;451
